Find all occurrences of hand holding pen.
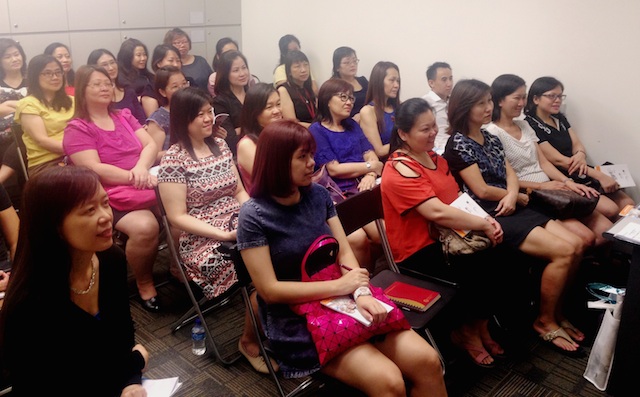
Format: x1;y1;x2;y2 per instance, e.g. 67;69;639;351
338;263;370;295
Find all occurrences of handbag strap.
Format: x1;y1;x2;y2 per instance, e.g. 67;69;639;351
300;234;340;281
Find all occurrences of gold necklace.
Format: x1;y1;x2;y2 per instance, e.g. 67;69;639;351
70;256;97;295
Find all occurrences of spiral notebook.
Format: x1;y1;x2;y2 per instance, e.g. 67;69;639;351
383;281;441;312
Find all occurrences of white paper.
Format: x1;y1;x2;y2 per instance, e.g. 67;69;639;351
613;221;640;244
448;192;489;236
321;296;393;327
597;164;636;188
142;377;182;397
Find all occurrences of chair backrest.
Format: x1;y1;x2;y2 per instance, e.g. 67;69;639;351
10;122;28;182
334;185;398;272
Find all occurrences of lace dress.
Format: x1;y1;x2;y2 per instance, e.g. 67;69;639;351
158;138;239;299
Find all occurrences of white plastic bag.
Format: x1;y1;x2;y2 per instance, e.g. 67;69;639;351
583;299;623;391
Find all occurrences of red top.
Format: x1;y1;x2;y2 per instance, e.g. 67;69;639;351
381;151;459;262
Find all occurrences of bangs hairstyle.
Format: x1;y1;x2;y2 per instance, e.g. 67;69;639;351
240;82;278;142
151;44;181;72
389;98;433;153
251;119;316;198
163;27;191;50
44;42;74;86
169;87;220;159
87;48;124;90
447;79;491;135
73;64;113;120
154;66;185;106
1;166;102;318
332;46;356;77
278;34;300;64
525;76;564;115
213;37;239;71
364;61;401;135
214;50;249;96
284;50;313;93
0;38;27;79
26;54;73;111
491;74;526;121
316;78;354;123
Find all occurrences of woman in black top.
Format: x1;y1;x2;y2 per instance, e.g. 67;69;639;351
277;50;317;128
0;166;149;396
332;46;368;122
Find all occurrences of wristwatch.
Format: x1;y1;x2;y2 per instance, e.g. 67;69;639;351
365;161;371;170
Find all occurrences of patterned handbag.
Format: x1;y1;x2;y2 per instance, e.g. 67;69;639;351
290;234;410;366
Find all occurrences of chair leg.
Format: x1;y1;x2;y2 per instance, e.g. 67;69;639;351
422;327;446;376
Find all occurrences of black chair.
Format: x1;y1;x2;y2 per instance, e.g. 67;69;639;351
334;185;458;374
155;186;241;365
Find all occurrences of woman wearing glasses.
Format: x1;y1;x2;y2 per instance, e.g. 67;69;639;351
164;28;212;92
63;65;162;313
309;78;382;270
14;54;74;177
359;61;401;161
87;48;147;126
331;46;368;122
524;76;634;218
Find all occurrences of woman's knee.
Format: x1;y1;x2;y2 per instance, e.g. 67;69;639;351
347;228;369;252
365;366;406;397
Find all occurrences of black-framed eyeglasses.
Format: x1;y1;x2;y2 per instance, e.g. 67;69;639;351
335;93;355;103
541;93;566;101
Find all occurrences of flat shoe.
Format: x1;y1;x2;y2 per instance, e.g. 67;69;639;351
238;340;279;374
539;327;583;358
451;332;495;368
139;296;161;313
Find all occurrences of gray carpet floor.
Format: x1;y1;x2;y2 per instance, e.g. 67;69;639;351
129;247;620;397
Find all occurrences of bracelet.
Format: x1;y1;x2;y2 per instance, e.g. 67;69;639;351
573;149;585;156
353;286;372;301
367;172;377;178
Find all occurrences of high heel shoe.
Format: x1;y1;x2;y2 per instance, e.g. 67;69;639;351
139;296;162;313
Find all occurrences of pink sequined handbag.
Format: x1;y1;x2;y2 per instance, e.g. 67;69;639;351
290;235;410;366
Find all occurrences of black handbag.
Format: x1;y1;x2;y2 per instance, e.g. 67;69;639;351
527;188;598;220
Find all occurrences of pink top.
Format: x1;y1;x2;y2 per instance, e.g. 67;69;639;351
63;108;143;190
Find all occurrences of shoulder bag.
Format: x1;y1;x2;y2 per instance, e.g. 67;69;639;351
429;223;491;263
290;234;410;366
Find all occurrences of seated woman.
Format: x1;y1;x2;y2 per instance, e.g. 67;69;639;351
117;38;158;117
272;34;318;94
147;66;189;163
0;166;149;395
331;46;368;122
524;76;634;220
150;44;181;72
212;50;251;158
15;54;74;177
277;50;317;128
0;38;28;188
164;28;213;92
44;42;75;96
208;37;239;96
359;61;401;161
486;74;611;249
87;48;147;125
63;65;161;313
309;78;382;270
237;82;283;192
443;79;587;353
157;87;274;374
382;97;506;366
237;119;447;396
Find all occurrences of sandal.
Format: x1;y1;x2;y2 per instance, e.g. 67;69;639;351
238;340;279;374
483;340;507;359
559;320;585;343
451;332;495;368
539;327;583;357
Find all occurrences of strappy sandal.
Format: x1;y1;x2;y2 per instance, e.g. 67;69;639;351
451;332;495;368
539;327;583;357
559;320;585;343
483;340;507;359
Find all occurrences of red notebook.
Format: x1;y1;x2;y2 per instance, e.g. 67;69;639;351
384;281;441;312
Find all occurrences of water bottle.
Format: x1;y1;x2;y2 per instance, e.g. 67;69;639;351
191;318;206;356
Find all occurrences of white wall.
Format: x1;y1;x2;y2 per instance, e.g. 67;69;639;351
242;0;640;201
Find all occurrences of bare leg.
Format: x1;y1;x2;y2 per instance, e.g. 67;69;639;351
116;209;159;300
346;228;371;271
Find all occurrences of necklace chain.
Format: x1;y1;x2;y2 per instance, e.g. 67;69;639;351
70;256;96;295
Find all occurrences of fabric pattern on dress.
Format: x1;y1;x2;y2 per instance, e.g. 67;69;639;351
158;138;239;299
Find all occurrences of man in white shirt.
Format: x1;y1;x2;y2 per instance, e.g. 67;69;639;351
422;62;453;154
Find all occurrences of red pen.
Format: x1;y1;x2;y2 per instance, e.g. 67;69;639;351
340;263;353;271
